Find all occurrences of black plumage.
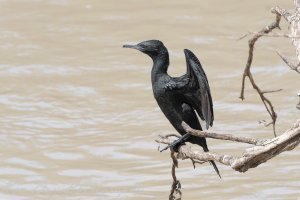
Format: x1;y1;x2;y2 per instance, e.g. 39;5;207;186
123;40;220;177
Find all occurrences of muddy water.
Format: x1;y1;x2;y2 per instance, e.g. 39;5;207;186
0;0;299;199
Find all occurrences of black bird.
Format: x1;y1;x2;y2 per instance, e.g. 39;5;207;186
123;40;220;177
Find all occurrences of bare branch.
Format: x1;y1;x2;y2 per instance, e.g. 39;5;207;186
258;120;274;127
157;120;300;173
261;89;283;94
182;121;267;145
239;32;300;40
240;12;282;136
240;2;300;136
271;7;293;23
272;4;300;64
238;32;252;40
169;150;181;200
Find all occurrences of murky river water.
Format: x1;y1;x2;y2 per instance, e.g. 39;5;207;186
0;0;299;199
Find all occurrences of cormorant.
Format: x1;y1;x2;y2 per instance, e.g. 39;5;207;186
123;40;220;177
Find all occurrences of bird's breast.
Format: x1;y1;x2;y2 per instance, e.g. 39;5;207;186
153;88;181;107
152;75;180;104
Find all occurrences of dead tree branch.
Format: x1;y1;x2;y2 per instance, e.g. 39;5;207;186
238;32;300;39
239;0;300;136
240;12;281;136
182;122;268;145
156;120;300;173
169;150;181;200
240;1;300;136
271;2;300;73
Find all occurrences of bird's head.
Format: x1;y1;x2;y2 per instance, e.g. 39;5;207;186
123;40;166;60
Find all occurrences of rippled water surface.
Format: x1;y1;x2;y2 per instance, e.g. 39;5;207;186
0;0;299;199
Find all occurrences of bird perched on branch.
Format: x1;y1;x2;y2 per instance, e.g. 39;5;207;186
123;40;220;178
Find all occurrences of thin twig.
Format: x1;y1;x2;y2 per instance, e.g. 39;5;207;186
240;12;281;137
238;32;252;40
182;121;268;145
238;32;299;40
261;89;283;94
258;120;273;127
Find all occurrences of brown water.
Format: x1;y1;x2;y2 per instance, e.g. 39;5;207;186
0;0;299;199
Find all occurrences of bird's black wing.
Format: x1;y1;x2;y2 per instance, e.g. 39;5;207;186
182;49;214;129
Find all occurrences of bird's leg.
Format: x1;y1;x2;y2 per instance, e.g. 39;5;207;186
160;133;190;152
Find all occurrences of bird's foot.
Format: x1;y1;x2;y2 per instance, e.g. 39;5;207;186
160;133;190;152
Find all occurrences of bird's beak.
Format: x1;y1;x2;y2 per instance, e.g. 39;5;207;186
123;44;144;51
123;44;136;49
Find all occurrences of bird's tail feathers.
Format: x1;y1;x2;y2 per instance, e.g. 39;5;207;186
209;160;221;179
203;145;221;178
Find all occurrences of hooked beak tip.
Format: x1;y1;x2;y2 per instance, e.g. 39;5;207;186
123;44;144;52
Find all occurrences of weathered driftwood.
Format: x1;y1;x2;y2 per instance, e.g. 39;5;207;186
156;120;300;173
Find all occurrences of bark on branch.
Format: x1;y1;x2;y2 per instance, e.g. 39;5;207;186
156;120;300;173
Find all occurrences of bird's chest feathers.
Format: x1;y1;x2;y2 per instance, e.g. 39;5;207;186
152;76;174;101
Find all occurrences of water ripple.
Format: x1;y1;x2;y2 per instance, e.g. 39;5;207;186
5;158;45;169
43;152;84;160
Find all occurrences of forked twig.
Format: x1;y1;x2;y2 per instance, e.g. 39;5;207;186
240;12;282;136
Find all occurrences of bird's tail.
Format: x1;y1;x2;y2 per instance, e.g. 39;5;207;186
209;160;221;179
203;146;221;178
189;136;221;178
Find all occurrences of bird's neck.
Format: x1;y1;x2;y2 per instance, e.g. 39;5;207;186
151;51;169;83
